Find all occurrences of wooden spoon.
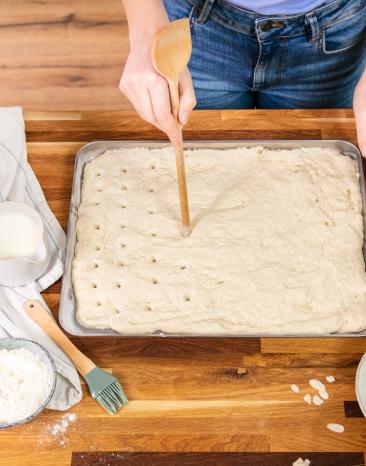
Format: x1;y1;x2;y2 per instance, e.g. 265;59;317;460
152;18;192;237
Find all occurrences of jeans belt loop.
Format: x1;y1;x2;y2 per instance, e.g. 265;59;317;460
305;11;320;43
196;0;215;24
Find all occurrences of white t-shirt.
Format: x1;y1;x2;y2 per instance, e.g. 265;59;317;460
226;0;330;15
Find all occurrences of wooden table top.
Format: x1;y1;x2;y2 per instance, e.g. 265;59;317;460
1;109;366;466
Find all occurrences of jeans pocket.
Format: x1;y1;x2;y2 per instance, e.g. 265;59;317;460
322;7;366;54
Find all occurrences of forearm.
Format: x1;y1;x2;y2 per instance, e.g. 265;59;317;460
354;67;366;106
122;0;169;50
120;0;196;143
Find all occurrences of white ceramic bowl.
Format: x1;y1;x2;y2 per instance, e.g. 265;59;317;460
0;338;56;428
356;353;366;418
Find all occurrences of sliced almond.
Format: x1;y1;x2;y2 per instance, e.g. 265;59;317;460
327;423;345;433
309;378;325;391
291;384;300;394
293;458;311;466
312;394;324;406
319;389;329;400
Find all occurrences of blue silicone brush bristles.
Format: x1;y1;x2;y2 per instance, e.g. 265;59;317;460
84;367;128;415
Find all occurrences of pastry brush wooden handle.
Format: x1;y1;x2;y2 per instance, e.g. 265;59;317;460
24;300;95;377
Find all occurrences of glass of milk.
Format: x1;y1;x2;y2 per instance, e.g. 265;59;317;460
0;202;50;286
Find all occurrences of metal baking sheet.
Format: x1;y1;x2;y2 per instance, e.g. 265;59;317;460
59;140;366;337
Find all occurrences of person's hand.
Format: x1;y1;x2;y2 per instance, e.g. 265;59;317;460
353;68;366;157
119;1;196;148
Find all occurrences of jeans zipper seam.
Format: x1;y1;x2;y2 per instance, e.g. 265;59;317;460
252;23;263;91
280;36;287;84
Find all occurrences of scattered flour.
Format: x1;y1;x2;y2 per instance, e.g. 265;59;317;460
50;412;77;435
37;412;78;448
293;458;311;466
291;384;300;394
326;375;336;383
327;423;345;433
304;394;312;405
0;348;52;424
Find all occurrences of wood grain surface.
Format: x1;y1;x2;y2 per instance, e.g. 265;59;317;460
0;0;130;111
73;452;365;466
0;109;365;466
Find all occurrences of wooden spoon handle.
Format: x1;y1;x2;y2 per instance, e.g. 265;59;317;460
24;300;95;377
174;143;190;233
168;79;191;235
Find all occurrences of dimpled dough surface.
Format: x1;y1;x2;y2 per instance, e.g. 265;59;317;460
72;146;366;335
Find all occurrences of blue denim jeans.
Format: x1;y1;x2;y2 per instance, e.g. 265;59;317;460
164;0;366;109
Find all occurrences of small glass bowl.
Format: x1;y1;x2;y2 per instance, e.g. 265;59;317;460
0;338;56;428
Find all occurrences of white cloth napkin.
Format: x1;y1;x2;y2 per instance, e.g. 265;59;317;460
0;106;82;410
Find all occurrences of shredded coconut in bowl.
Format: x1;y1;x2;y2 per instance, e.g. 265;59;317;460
0;347;53;425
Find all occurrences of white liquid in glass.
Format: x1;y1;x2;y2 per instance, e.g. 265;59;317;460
0;213;40;259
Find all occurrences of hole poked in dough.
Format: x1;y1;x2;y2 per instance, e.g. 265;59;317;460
121;168;127;174
97;301;101;307
145;305;152;311
184;295;191;302
116;282;122;288
151;257;157;263
92;283;97;288
96;245;101;251
93;262;99;269
121;243;126;248
180;260;189;270
117;260;124;267
152;278;158;285
95;225;100;230
150;164;156;170
121;185;128;191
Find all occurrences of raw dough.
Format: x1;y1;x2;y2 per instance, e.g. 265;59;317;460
72;146;366;335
